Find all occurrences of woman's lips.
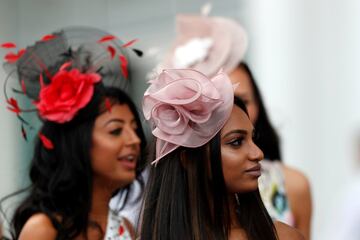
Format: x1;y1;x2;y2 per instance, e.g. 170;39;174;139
118;154;137;170
244;164;262;177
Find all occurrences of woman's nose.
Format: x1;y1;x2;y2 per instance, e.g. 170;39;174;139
249;141;264;162
124;126;141;146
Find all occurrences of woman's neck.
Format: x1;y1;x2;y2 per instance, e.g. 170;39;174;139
89;180;116;226
228;194;247;240
75;181;116;240
229;194;240;228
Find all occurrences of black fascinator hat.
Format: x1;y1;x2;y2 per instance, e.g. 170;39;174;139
1;26;142;146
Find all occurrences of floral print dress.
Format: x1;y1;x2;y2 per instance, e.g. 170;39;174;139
104;210;132;240
258;159;295;226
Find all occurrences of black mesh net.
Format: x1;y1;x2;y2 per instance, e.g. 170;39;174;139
4;26;132;100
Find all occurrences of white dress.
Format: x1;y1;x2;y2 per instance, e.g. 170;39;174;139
107;168;149;237
104;210;132;240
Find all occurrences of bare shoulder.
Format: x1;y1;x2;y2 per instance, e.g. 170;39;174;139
283;165;312;239
18;213;57;240
275;221;305;240
283;165;311;194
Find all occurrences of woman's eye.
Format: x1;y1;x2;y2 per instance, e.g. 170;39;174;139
110;128;122;136
228;137;244;147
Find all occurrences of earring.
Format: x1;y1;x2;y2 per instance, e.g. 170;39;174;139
235;193;240;206
235;193;241;215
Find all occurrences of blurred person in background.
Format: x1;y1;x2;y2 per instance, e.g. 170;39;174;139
229;62;312;240
323;130;360;240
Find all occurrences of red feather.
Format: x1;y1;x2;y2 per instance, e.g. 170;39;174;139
4;49;25;63
21;79;26;94
4;52;17;63
6;98;21;115
41;34;56;41
122;39;138;48
59;61;72;71
1;42;16;48
18;48;26;55
107;45;116;59
39;133;54;150
118;225;125;236
5;49;25;63
39;74;44;89
35;58;52;79
119;55;128;79
105;98;112;112
97;35;116;43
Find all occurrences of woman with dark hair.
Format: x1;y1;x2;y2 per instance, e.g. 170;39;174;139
0;27;146;240
140;68;303;240
160;14;312;239
229;62;312;239
231;63;281;160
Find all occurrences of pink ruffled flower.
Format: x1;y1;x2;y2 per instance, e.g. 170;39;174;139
35;68;101;123
143;69;234;164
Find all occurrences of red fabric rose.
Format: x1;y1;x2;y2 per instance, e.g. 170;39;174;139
35;68;101;123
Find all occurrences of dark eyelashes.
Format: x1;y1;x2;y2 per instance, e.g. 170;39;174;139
109;126;138;136
227;137;245;147
110;128;123;135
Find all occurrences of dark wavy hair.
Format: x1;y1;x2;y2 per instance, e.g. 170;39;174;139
1;85;147;240
140;97;277;240
238;62;281;161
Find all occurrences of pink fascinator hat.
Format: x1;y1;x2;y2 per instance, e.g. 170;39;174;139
161;14;248;77
143;68;236;164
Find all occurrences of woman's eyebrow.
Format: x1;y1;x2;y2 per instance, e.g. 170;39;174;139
222;129;247;139
103;119;125;127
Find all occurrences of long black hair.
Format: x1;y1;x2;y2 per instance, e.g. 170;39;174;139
140;97;277;240
238;62;281;161
1;85;147;240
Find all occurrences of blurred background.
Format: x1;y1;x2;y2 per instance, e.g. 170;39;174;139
1;0;360;239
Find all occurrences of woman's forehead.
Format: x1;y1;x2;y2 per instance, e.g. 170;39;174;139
221;105;252;135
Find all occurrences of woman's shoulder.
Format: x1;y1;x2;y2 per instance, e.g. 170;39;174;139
282;164;311;194
274;221;305;240
282;164;312;239
18;213;57;240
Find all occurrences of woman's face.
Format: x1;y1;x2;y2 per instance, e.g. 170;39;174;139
229;67;259;124
91;103;141;188
220;105;264;193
